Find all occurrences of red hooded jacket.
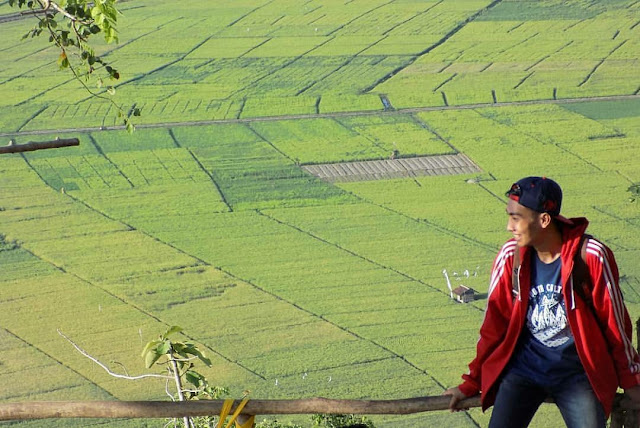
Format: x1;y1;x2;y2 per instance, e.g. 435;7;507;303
458;217;640;416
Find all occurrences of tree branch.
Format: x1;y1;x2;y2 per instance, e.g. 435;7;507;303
37;0;92;25
57;329;172;381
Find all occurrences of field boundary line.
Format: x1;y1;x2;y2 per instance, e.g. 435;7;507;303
246;123;298;164
15;106;48;133
0;53;52;86
252;209;482;425
87;134;135;188
325;0;394;37
337;189;499;254
475;178;505;205
4;93;639;138
473;109;606;173
9;20;177;110
214;264;470;410
19;228;268;381
296;42;380;96
168;129;233;211
498;31;539;57
73;18;208;106
578;40;627;87
410;114;459;153
256;209;489;301
230;36;336;100
17;153;267;380
363;0;504;93
225;0;275;29
0;326;117;400
524;40;573;72
75;155;110;189
332;116;392;154
592;205;640;233
382;0;444;37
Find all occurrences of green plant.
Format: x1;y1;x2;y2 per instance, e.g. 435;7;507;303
311;414;375;428
142;325;223;399
142;325;228;428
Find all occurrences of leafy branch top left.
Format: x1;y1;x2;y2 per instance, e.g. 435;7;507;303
9;0;140;132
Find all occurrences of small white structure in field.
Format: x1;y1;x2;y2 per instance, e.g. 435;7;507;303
452;285;477;303
442;269;453;299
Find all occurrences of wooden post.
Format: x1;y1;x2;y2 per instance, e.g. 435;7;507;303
617;317;640;428
236;414;255;428
0;138;79;154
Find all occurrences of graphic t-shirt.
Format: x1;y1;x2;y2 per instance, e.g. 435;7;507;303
508;252;583;384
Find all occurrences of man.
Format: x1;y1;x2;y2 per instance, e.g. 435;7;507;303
444;176;640;428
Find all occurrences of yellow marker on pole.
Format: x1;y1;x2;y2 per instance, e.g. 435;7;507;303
217;398;253;428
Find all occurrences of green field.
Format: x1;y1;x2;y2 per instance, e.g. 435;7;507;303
1;1;640;427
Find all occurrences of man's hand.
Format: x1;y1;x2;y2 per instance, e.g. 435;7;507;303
443;386;469;412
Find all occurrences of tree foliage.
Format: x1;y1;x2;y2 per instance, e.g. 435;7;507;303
8;0;139;131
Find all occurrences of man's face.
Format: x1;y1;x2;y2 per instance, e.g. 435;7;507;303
506;199;544;247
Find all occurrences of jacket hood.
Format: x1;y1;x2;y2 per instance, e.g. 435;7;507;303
561;217;589;259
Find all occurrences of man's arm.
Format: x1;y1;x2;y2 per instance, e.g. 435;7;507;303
449;241;517;406
587;239;640;388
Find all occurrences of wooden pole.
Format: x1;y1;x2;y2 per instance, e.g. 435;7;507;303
0;138;79;154
0;396;481;420
236;414;255;428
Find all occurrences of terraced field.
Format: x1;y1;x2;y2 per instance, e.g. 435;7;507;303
1;1;639;427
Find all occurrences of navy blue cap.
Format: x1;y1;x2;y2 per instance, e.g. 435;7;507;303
506;176;563;216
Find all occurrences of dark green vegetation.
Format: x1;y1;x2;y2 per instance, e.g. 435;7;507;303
1;1;639;427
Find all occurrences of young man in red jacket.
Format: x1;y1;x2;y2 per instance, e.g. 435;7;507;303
444;176;640;428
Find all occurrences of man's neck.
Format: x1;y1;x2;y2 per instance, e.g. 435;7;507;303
533;226;563;264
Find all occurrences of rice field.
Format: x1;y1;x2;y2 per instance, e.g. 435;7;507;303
1;1;640;427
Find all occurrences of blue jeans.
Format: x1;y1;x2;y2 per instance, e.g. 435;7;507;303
488;370;606;428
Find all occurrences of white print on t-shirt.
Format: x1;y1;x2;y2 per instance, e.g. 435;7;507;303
527;282;572;348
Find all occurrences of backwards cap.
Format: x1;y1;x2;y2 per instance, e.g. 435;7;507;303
506;176;572;224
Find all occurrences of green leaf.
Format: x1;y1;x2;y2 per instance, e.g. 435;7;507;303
140;339;161;358
182;344;212;366
185;371;204;387
158;340;171;355
162;326;183;339
144;349;164;369
58;53;70;69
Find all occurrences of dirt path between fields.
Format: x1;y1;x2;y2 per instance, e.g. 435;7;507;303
2;93;639;138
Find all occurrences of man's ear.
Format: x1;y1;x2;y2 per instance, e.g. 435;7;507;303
539;212;552;229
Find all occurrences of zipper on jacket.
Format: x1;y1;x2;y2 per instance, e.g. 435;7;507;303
569;274;576;310
513;265;522;301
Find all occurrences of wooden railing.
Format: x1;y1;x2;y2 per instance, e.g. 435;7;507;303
0;394;637;427
0;138;79;154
